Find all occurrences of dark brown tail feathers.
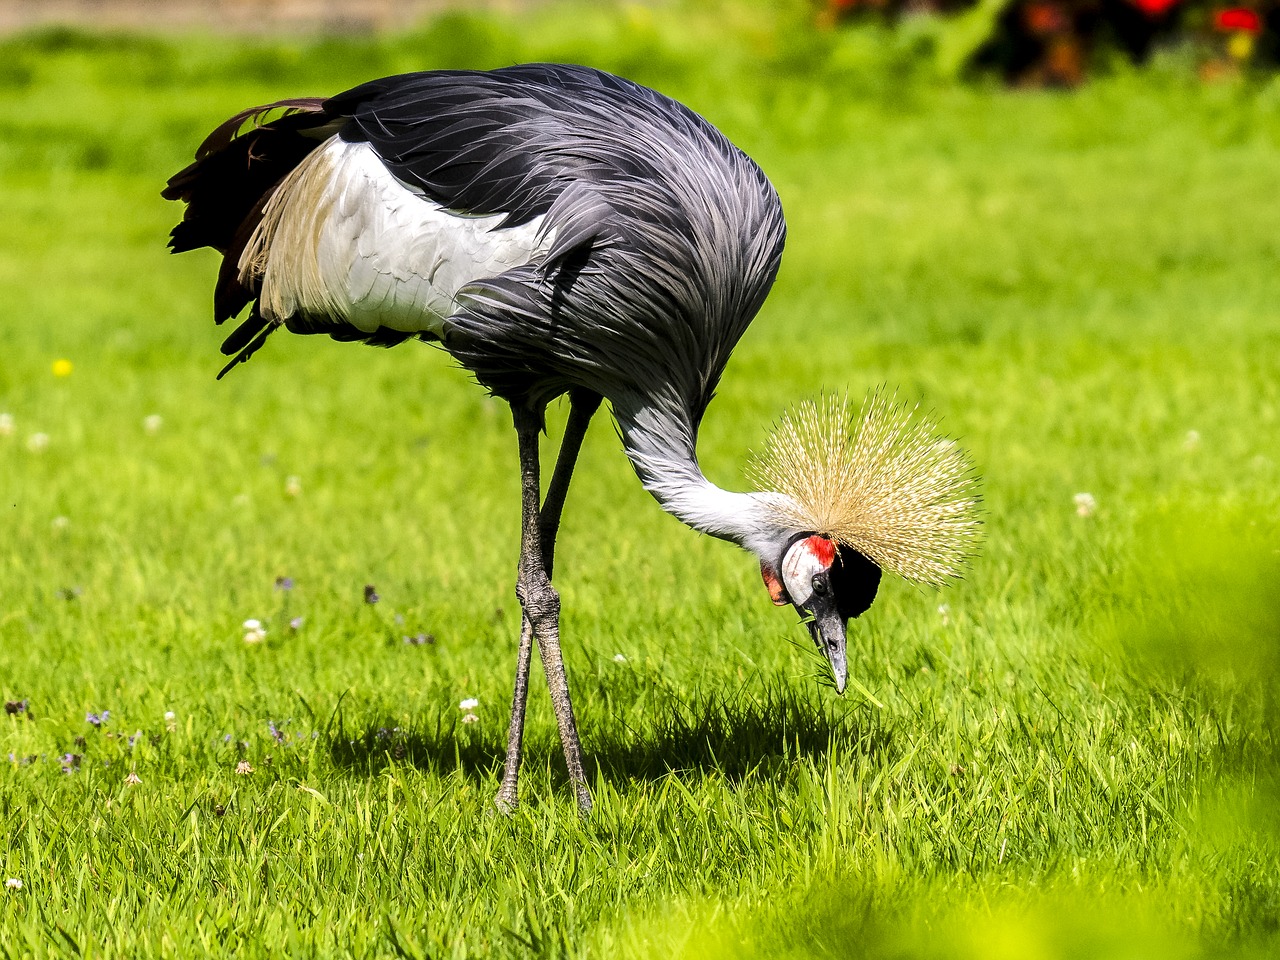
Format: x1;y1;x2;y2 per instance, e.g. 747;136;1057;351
164;98;336;371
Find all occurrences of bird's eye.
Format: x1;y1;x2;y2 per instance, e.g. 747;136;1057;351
811;575;829;597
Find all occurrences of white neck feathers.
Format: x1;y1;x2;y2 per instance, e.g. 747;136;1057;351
612;394;794;558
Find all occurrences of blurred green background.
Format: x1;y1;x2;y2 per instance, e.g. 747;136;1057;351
0;1;1278;958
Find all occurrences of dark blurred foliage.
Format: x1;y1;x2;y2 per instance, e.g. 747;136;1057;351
822;0;1280;84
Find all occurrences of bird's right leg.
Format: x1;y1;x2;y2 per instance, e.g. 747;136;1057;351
496;393;599;814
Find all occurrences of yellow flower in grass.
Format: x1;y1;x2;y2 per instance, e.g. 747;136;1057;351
52;359;73;377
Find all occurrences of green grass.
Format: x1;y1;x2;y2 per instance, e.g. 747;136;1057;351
1;4;1279;957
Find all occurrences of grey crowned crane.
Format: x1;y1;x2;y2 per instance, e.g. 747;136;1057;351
164;64;979;813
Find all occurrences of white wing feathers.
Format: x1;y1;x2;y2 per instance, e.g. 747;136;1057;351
242;136;551;336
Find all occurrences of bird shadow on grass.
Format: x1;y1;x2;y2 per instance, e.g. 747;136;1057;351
327;683;892;785
585;684;892;783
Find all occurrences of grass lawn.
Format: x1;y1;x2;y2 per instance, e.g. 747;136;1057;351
1;4;1278;957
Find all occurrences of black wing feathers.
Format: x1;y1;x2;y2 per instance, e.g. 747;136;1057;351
163;99;330;256
216;310;280;381
164;100;335;366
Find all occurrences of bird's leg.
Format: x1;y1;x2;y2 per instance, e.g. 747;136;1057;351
495;617;537;815
496;394;600;813
502;399;598;815
538;392;601;580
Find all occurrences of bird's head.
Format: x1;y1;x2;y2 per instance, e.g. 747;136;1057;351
747;392;981;694
758;533;881;693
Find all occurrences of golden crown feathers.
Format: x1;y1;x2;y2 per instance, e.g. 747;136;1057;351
747;391;982;586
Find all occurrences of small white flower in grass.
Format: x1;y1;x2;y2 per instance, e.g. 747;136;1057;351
613;653;627;663
164;710;177;732
4;878;20;890
461;713;480;725
124;771;141;785
1183;430;1200;452
459;698;479;711
0;413;13;436
242;619;267;644
938;603;951;627
285;475;302;498
51;516;70;531
235;761;253;775
143;414;163;434
1073;492;1096;517
27;433;48;453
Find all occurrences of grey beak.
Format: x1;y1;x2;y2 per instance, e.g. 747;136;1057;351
807;614;848;694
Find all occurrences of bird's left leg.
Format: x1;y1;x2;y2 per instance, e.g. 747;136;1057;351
496;392;600;814
510;403;593;814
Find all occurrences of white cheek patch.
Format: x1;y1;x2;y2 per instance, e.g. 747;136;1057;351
781;540;828;607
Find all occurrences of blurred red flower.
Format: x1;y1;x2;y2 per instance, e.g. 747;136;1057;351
1132;0;1179;16
1023;0;1069;34
1214;7;1262;31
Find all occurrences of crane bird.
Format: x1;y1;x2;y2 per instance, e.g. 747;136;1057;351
164;64;979;813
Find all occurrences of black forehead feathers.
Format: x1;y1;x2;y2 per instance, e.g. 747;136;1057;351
830;545;882;620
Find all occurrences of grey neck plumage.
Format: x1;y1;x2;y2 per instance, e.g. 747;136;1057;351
612;391;795;560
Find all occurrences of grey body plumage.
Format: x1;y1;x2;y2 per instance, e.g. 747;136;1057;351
170;65;785;415
165;64;977;813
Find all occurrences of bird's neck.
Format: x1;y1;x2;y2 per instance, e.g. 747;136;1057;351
613;393;788;558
